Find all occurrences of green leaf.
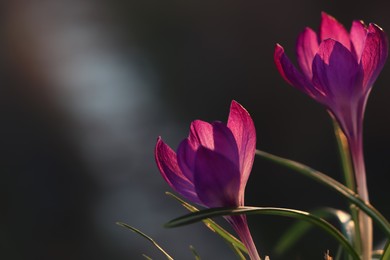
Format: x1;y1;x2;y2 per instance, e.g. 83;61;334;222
116;222;174;260
189;245;201;260
165;206;360;260
165;192;248;255
255;149;390;238
230;243;247;260
381;240;390;260
274;208;353;256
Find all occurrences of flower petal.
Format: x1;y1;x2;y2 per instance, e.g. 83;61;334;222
188;120;214;150
194;147;241;208
274;44;317;97
155;137;201;204
350;20;368;61
177;138;197;182
319;12;351;50
178;121;239;182
360;23;388;90
210;121;240;164
227;101;255;190
312;39;360;100
296;27;319;79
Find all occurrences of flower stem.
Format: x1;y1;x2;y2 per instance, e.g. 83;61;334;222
333;120;362;256
349;133;372;260
226;215;261;260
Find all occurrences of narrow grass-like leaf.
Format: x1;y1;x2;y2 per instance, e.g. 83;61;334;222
116;222;174;260
274;208;352;256
165;192;248;255
189;245;201;260
165;206;360;260
334;245;343;260
142;254;153;260
255;149;390;238
381;240;390;260
231;243;246;260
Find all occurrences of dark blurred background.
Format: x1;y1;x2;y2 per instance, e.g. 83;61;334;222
2;0;390;259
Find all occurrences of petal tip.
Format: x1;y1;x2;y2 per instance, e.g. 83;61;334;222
369;23;385;33
275;43;284;51
274;44;285;61
321;11;331;22
353;19;366;27
321;11;334;20
230;100;244;111
229;100;253;124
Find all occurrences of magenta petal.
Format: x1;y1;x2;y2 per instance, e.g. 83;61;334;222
227;101;256;189
177;138;197;182
274;44;317;97
178;122;239;181
296;27;319;79
312;39;361;99
319;12;351;50
155;137;201;204
188;120;214;150
210;122;240;164
350;20;368;61
194;147;241;208
360;23;389;90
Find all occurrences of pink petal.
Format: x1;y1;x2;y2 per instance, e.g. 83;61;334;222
179;120;213;180
194;147;241;207
360;23;388;91
210;122;240;164
188;120;214;150
177;138;197;182
350;20;368;61
274;44;317;97
227;101;255;190
312;39;360;100
178;121;239;179
296;27;319;79
155;137;201;204
319;12;351;50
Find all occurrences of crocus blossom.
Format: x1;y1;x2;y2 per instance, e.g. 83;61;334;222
155;101;260;260
274;12;388;260
274;12;387;144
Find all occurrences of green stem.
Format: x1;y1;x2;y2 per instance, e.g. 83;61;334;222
255;149;390;238
332;120;357;192
333;120;362;255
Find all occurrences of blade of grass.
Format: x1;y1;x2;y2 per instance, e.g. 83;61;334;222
189;245;201;260
274;208;352;256
165;206;360;260
231;243;247;260
165;192;248;255
255;149;390;238
381;240;389;260
116;222;174;260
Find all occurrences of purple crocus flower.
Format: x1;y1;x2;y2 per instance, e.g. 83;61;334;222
274;12;388;146
274;12;388;259
155;101;260;260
